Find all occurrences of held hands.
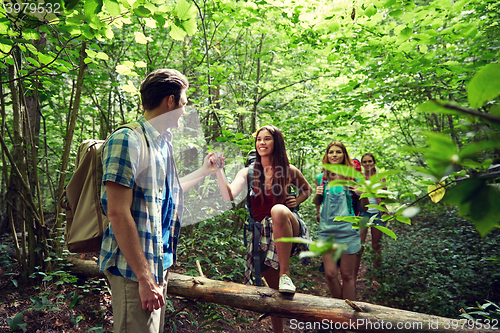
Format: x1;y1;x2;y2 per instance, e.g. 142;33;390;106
138;278;165;312
203;152;225;175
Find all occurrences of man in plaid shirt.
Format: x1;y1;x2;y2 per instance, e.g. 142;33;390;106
98;69;223;333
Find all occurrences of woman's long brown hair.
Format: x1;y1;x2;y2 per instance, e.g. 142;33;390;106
253;125;290;204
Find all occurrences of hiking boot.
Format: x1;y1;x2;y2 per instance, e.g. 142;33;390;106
278;274;296;293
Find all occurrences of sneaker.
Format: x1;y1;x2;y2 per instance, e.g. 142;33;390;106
279;274;296;293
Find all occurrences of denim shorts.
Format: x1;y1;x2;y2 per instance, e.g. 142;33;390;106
360;211;387;227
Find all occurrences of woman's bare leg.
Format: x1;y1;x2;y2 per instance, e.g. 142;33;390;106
270;204;299;277
323;253;342;299
340;253;357;300
371;227;383;270
355;228;368;282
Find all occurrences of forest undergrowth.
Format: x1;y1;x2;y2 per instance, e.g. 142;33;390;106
0;207;499;332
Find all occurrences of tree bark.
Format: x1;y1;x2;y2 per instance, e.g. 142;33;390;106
53;41;88;255
68;258;479;333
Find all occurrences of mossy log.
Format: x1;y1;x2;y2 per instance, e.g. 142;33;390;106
67;258;482;333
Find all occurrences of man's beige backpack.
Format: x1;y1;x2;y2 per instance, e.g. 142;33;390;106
59;123;142;253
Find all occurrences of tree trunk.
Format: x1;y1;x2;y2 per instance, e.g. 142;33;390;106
68;258;479;333
8;61;31;276
53;41;88;255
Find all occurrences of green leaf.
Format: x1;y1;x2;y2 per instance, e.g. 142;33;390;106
154;14;166;27
65;0;81;11
104;25;114;39
459;140;500;161
444;178;500;237
467;63;500;108
134;32;151;44
374;225;397;240
84;0;103;23
85;49;97;58
95;52;109;60
24;31;40;40
491;104;500;117
116;64;131;75
13;311;24;326
104;0;120;16
416;100;463;116
0;41;13;54
384;0;396;8
26;57;40;67
365;204;388;212
328;21;340;32
397;27;412;43
38;54;55;65
395;215;411;224
364;5;377;17
82;23;95;39
460;23;477;38
389;9;403;17
175;0;197;20
134;5;152;17
182;18;197;36
169;22;186;40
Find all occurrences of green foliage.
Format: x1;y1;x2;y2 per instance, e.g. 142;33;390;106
29;296;60;311
178;213;247;282
415;58;500;237
1;0;500;327
372;209;500;318
461;300;500;321
467;63;500;109
4;311;27;331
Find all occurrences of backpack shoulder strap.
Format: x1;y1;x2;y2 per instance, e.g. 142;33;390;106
246;163;255;219
316;173;323;186
244;162;263;286
111;122;149;147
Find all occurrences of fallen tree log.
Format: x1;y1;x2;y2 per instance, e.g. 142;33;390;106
67;258;482;333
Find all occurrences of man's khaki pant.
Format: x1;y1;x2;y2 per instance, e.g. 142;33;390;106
105;270;169;333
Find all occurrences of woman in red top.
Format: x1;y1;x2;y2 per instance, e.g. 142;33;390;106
216;125;312;333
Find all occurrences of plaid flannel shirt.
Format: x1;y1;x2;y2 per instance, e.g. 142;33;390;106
98;116;183;284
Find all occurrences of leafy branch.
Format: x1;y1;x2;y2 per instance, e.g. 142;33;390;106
0;35;81;85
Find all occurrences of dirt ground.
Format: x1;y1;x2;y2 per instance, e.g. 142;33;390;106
0;239;378;333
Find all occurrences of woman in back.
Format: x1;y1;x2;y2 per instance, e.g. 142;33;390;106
359;152;387;281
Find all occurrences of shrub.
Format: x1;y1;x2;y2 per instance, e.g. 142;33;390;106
371;208;500;318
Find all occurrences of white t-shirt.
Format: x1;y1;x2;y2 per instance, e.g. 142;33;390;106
367;196;378;213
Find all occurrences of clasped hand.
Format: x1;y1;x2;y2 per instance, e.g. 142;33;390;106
203;152;225;174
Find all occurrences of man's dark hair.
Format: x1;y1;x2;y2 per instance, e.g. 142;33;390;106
139;69;189;111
